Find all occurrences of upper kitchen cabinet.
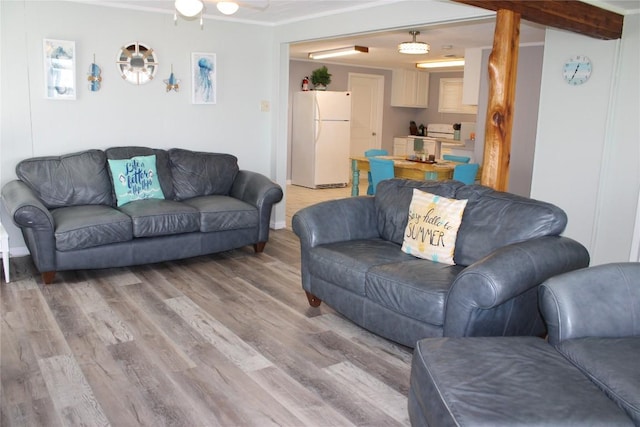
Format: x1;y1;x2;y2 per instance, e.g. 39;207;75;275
391;69;429;108
438;78;478;114
462;48;482;105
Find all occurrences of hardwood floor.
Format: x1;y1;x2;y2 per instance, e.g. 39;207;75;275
1;182;412;427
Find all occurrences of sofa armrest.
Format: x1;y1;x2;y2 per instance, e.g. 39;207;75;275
2;180;57;272
1;180;54;230
444;236;590;337
230;170;283;242
292;196;379;249
539;262;640;345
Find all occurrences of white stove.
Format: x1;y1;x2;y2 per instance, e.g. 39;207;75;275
426;123;455;140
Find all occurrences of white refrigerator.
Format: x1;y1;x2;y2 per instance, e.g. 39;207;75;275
291;91;351;188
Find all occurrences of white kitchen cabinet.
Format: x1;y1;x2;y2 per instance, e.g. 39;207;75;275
391;69;429;108
393;137;409;156
438;78;478;114
462;48;482;105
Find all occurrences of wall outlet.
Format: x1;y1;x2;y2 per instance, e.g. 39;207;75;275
260;100;270;112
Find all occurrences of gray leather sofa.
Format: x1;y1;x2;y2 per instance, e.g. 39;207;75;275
1;146;283;284
292;179;590;348
408;262;640;426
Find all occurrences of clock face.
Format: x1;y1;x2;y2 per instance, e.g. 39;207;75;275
562;55;592;86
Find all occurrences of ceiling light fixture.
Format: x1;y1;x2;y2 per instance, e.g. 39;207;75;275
308;46;369;60
175;0;204;28
217;1;240;15
398;31;430;55
175;0;203;17
416;59;465;69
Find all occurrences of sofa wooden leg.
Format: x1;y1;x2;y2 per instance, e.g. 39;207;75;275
253;242;266;253
41;271;56;285
305;291;322;307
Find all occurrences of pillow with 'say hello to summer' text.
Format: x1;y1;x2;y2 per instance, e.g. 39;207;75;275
107;154;165;207
401;189;468;265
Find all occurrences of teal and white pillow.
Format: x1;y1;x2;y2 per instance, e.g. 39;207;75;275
108;154;165;207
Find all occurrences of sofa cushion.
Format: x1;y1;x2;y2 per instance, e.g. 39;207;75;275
16;149;113;208
453;185;568;266
401;189;468;265
309;239;413;296
117;199;200;237
410;336;635;426
52;205;132;251
184;195;258;232
107;155;165;206
105;147;175;200
374;180;463;246
169;149;239;200
367;260;464;326
556;337;640;424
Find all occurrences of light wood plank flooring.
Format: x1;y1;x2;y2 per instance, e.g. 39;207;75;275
1;183;412;427
285;181;364;229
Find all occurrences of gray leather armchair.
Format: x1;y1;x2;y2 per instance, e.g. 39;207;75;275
539;262;640;424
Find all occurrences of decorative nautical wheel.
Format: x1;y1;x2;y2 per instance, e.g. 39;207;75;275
116;42;158;85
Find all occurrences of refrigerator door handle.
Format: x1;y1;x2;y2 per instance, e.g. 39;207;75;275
314;96;322;143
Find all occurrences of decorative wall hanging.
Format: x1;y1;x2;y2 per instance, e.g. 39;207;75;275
164;65;180;92
87;54;102;92
116;42;158;85
43;39;76;100
191;52;216;104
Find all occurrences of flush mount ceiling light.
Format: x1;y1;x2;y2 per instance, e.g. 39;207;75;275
398;31;430;55
416;59;465;69
308;46;369;60
217;1;239;15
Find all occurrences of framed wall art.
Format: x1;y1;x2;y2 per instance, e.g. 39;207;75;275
191;52;216;104
43;39;76;100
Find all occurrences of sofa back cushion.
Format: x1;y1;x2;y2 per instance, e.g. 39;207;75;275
374;179;463;245
106;146;175;200
453;185;568;266
15;149;113;208
169;149;239;200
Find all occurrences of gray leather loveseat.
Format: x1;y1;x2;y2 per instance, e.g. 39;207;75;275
1;146;283;284
292;179;590;348
408;262;640;426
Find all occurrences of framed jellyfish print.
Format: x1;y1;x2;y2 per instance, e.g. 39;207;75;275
43;39;76;100
191;52;216;104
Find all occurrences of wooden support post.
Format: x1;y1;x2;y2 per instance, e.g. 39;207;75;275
481;9;520;191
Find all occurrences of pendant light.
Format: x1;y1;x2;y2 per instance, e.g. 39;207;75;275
398;31;430;55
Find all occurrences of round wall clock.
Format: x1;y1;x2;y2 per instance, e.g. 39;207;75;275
116;42;158;85
562;55;592;86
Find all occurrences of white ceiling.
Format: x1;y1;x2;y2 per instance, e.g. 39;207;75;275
83;0;638;69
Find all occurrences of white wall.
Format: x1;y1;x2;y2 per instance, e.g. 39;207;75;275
1;1;275;248
532;17;639;265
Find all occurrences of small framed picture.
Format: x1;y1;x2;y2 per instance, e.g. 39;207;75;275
191;52;216;104
43;39;76;100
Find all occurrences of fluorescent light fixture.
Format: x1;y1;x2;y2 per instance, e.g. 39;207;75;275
217;1;239;15
308;46;369;60
175;0;203;17
398;31;430;55
416;59;465;69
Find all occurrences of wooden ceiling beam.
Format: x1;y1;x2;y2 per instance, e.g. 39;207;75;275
452;0;623;40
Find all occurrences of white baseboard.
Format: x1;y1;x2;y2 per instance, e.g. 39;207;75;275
3;246;30;258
